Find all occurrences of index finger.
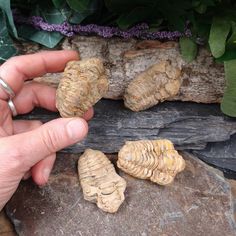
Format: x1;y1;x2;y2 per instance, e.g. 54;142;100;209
0;50;79;100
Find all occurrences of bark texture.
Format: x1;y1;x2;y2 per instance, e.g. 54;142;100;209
33;36;225;104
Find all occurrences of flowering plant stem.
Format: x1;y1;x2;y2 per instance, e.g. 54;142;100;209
13;12;191;40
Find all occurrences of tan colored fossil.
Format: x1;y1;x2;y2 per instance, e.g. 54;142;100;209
123;60;181;111
117;139;185;185
56;58;109;118
78;149;126;213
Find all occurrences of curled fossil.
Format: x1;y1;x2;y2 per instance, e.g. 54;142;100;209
123;60;181;111
78;149;126;213
117;139;185;185
56;58;109;117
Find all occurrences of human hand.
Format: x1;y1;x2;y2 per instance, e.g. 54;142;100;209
0;51;93;211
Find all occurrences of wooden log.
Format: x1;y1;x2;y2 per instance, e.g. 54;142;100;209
33;36;225;104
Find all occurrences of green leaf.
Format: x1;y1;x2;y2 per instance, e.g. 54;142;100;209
221;59;236;117
66;0;90;12
52;0;65;8
215;49;236;62
40;6;71;24
70;10;90;23
32;2;72;24
149;19;164;31
192;0;215;12
195;3;207;14
209;17;231;58
0;10;18;63
179;37;198;62
116;7;151;29
227;21;236;47
0;0;18;37
104;0;154;14
17;25;63;48
156;0;192;31
69;0;98;24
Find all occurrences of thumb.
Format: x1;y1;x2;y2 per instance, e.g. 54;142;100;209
0;118;88;170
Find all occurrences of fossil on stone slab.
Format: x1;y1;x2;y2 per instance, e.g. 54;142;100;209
6;152;236;236
118;139;185;185
78;149;126;213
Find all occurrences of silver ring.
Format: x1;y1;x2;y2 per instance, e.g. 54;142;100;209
8;100;18;116
0;77;15;99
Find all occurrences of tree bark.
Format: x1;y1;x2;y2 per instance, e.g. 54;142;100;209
32;36;225;104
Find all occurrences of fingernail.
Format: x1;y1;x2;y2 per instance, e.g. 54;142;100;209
66;119;88;140
43;168;51;182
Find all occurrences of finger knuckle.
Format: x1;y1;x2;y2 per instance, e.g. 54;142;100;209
40;128;60;154
6;56;21;68
32;120;43;129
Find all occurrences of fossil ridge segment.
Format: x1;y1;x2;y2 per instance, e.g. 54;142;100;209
56;58;109;117
123;60;181;111
117;139;185;185
78;149;126;213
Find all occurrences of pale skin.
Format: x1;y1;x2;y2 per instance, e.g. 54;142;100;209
0;51;93;211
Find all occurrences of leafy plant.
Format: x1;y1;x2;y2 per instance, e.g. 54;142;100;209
0;0;236;117
0;10;18;61
221;60;236;117
0;0;18;37
179;37;198;62
209;17;231;58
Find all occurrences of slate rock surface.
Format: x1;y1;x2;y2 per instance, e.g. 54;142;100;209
17;100;236;153
192;133;236;172
6;152;236;236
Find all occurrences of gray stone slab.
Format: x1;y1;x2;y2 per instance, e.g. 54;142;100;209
16;100;236;152
6;152;236;236
192;133;236;172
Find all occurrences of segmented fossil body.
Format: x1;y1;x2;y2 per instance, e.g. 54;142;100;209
78;149;126;213
56;58;109;118
117;139;185;185
124;60;181;111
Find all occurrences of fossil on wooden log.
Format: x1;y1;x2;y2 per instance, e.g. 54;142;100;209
124;60;181;111
56;58;109;117
117;139;185;185
33;36;225;105
78;149;126;213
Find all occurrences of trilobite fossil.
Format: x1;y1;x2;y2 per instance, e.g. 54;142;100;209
56;58;109;118
123;60;181;111
78;149;126;213
117;139;185;185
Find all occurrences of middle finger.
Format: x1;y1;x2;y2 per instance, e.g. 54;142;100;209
13;82;57;114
